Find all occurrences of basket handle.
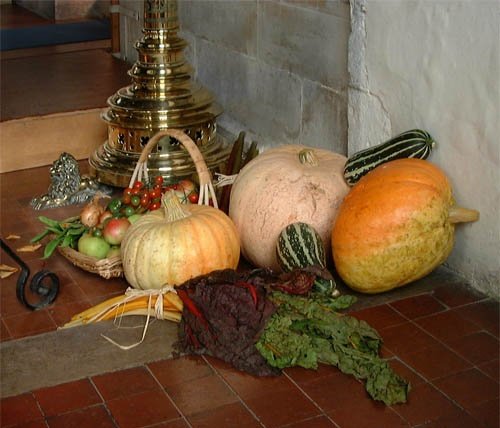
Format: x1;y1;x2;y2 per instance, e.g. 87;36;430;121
128;129;218;209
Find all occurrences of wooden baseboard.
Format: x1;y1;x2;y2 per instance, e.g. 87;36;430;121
0;109;107;173
0;39;111;60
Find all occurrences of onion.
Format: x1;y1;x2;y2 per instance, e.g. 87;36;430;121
80;195;105;228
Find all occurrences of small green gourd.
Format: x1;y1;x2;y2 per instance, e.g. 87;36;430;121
276;222;337;295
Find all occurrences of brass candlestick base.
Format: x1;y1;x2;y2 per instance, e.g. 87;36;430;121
90;0;229;187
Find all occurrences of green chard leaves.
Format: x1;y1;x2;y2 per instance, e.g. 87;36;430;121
256;292;410;406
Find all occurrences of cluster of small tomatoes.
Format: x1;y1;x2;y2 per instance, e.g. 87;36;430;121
106;176;200;218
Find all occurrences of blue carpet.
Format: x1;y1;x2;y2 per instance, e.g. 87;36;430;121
0;19;110;51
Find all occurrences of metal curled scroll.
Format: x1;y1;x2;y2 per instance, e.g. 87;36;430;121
0;239;59;310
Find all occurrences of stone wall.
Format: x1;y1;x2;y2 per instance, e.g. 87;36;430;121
119;0;351;154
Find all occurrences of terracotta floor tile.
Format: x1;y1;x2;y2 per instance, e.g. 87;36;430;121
148;355;214;388
106;389;179;428
432;283;487;308
432;368;499;411
147;419;191;428
386;358;427;387
297;370;368;412
389;294;447;320
284;363;339;385
9;420;49;428
33;378;101;417
45;404;115;428
393;382;462;426
2;310;57;339
92;366;160;401
0;393;43;427
478;359;499;381
415;310;482;343
413;408;488;428
187;401;261;428
466;398;500;428
401;341;472;381
70;270;128;301
47;300;92;327
243;385;321;428
455;300;500;338
0;218;40;241
327;398;409;428
446;331;499;365
40;272;88;306
283;415;337;428
379;322;440;358
1;317;12;341
166;373;238;416
349;304;407;331
217;366;292;401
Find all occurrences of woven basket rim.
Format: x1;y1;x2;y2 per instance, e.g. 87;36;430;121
58;246;123;279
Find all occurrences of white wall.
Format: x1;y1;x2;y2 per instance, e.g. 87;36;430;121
348;0;500;298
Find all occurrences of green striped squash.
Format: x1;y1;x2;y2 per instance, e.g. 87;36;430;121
276;222;336;295
343;129;435;186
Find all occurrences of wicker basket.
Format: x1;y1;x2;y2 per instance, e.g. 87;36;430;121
58;247;123;279
58;129;218;279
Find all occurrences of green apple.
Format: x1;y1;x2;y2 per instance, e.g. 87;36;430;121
128;213;143;224
106;246;121;258
78;233;110;259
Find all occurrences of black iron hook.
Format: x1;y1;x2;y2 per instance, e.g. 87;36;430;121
0;238;59;310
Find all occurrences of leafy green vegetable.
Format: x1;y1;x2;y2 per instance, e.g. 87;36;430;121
31;216;87;259
256;292;409;405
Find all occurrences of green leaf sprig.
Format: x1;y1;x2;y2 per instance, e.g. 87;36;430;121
31;216;87;259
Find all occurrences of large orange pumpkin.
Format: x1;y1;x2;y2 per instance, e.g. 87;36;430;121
331;158;479;293
121;191;240;289
229;144;350;270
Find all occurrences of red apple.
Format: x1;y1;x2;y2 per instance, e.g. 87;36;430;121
103;217;131;245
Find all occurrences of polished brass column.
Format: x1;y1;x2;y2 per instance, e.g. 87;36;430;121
90;0;229;187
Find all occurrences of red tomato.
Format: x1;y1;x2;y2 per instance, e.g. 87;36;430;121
188;192;199;204
133;181;144;190
123;187;133;197
154;176;164;185
149;202;161;210
149;188;161;199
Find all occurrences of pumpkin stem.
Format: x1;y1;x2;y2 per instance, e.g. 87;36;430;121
298;149;319;166
162;190;190;221
448;206;480;224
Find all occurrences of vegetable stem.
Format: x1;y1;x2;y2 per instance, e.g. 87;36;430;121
448;206;480;223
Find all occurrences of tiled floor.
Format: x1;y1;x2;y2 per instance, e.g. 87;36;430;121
1;3;499;428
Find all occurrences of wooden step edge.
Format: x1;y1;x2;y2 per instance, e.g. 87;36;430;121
0;108;107;173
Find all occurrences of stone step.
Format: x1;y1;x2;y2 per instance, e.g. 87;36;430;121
0;48;131;173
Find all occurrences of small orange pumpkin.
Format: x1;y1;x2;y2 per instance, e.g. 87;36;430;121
121;191;240;289
331;158;479;293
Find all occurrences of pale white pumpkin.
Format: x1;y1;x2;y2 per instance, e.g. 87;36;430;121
121;191;240;289
229;144;350;270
